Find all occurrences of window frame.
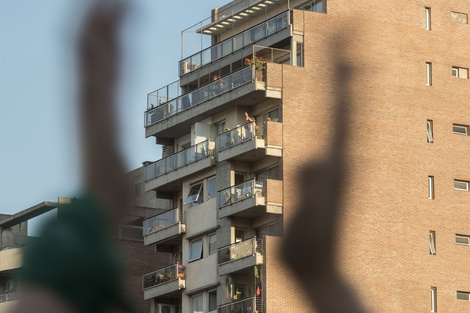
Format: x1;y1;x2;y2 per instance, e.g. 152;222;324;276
429;231;436;255
208;289;217;313
456;235;470;246
185;182;204;205
191;293;204;313
207;176;217;200
426;62;432;86
425;7;431;30
208;233;217;255
428;176;434;199
453;124;469;135
189;238;204;262
454;180;469;191
457;291;470;301
427;120;433;143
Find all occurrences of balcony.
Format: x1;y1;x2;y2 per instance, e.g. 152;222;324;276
217;179;283;218
143;208;185;246
218;297;262;313
145;48;289;140
218;237;263;276
144;140;214;193
217;121;282;162
180;11;290;76
142;263;185;300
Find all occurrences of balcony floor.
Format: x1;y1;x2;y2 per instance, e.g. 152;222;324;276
143;278;185;300
144;223;186;246
219;195;282;219
219;253;263;276
218;138;282;163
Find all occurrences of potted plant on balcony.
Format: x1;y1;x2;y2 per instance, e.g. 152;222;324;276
244;53;266;70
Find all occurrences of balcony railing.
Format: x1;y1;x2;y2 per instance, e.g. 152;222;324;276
180;11;289;76
144;140;211;181
143;208;183;236
217;122;258;151
217;179;263;208
146;66;253;127
142;263;185;290
218;297;260;313
218;237;263;264
0;293;17;303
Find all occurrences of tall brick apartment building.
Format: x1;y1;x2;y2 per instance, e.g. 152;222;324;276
141;0;470;312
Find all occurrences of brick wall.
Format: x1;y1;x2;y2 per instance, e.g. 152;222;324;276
265;121;283;147
273;1;470;312
117;239;171;313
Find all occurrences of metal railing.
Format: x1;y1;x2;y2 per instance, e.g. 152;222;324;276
0;293;17;303
217;179;263;208
218;237;263;264
252;45;291;65
180;11;289;76
217;122;258;151
218;297;258;313
143;208;183;236
142;263;185;290
144;140;211;181
146;66;253;127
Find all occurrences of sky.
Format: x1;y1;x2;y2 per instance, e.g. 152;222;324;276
0;0;224;216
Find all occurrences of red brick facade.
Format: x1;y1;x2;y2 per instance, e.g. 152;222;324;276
267;1;470;312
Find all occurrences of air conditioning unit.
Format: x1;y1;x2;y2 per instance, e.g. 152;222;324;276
157;304;175;313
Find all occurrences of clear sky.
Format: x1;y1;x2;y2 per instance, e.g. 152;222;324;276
0;0;224;215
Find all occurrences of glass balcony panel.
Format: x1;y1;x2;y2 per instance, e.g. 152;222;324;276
218;238;256;264
142;264;185;289
211;45;221;62
143;208;179;235
144;141;210;181
217;297;256;313
146;67;253;127
201;48;210;67
217;179;262;208
233;33;244;51
179;11;289;76
222;39;233;57
217;122;255;151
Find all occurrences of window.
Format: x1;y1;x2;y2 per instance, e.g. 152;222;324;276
208;290;217;313
189;238;203;262
453;124;469;135
296;0;325;13
456;235;470;245
431;287;437;312
260;223;282;237
208;176;217;200
457;291;470;301
454;180;469;191
428;176;434;199
185;182;204;205
427;120;434;143
256;166;280;182
452;66;469;79
191;293;203;313
216;121;226;136
235;228;246;243
451;12;468;24
425;7;431;30
208;233;217;255
429;231;436;255
426;62;432;86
